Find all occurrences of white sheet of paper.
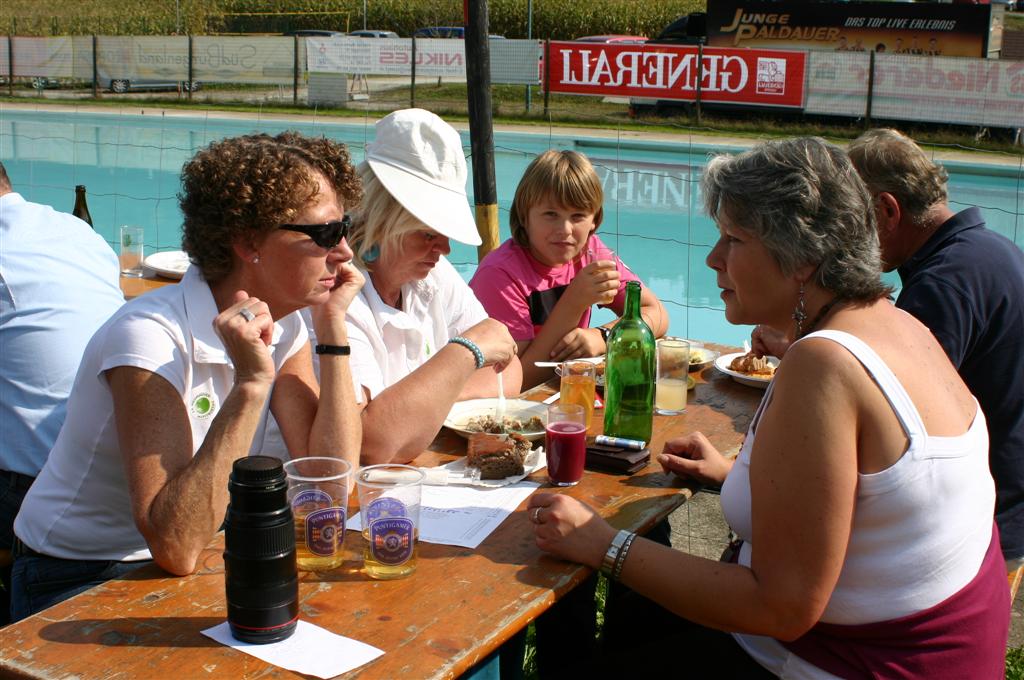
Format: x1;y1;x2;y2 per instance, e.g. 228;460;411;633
201;620;384;679
350;481;540;549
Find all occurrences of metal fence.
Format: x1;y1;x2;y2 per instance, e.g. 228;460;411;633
2;35;1021;132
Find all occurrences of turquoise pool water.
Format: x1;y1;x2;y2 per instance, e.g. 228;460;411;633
2;108;1021;347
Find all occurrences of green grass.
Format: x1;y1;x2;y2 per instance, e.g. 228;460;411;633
1009;646;1024;680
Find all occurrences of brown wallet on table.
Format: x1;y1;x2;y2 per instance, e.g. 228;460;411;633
585;443;651;475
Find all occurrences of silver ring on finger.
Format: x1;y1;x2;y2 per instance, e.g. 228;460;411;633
238;307;256;322
531;507;542;524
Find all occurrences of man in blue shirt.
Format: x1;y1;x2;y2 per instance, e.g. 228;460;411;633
0;162;124;621
848;129;1024;568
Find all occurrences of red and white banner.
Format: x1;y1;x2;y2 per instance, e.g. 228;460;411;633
547;42;807;108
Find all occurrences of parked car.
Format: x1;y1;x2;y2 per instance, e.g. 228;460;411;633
347;29;399;38
103;78;202;94
574;35;648;44
413;26;465;39
285;29;347;38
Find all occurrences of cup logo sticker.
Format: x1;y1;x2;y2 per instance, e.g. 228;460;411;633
366;497;406;523
369;517;414;565
292;488;332;513
305;507;345;556
190;392;216;419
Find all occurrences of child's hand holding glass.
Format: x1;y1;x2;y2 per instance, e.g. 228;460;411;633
567;259;620;308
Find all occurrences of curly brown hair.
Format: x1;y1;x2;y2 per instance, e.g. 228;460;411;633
179;131;361;282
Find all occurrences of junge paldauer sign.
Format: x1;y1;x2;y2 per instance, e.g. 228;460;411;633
706;1;998;58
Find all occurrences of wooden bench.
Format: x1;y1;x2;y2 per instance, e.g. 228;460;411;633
1010;565;1024;603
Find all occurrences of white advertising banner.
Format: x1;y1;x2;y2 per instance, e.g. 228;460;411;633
9;37;76;78
94;36;185;81
191;36;296;83
307;37;541;84
805;51;871;118
870;54;1024;128
807;51;1024;128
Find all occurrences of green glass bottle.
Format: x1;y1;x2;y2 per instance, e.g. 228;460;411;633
603;281;656;442
72;185;93;228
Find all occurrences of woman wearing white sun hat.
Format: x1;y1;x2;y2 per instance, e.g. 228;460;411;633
344;109;522;465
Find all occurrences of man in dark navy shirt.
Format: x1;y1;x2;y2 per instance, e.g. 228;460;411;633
849;129;1024;567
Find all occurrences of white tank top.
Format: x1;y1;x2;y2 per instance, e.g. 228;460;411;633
720;330;994;677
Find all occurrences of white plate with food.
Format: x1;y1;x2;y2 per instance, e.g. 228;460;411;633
441;446;548;488
687;347;720;372
143;250;191;279
714;352;780;389
443;399;547;441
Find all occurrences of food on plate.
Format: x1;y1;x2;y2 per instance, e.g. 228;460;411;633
466;432;531;479
464;414;544;434
728;352;776;378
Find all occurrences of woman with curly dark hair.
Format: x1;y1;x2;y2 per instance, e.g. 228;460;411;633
11;132;364;621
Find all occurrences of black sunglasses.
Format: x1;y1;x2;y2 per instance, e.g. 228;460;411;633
279;215;351;249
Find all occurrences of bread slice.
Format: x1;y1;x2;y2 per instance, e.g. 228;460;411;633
466;432;531;479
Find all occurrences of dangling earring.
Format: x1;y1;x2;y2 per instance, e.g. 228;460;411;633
363;244;380;263
792;281;807;338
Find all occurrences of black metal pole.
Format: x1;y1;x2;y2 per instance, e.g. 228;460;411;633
695;44;704;125
187;35;193;101
865;50;876;130
91;35;98;97
293;35;299;105
543;39;550;119
410;37;417;109
8;36;14;97
466;0;499;259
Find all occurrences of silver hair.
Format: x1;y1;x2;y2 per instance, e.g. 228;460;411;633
702;137;892;302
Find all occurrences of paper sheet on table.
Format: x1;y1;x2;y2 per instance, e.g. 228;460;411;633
350;481;540;549
201;620;383;679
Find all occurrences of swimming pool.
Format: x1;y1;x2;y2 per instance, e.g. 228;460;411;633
2;107;1021;347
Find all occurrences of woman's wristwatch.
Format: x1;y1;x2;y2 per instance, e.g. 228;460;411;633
598;326;611;344
600;529;637;581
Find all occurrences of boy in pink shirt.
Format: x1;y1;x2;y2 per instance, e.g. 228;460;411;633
471;150;667;388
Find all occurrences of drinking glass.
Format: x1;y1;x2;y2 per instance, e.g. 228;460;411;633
656;338;690;415
283;457;352;572
119;225;144;278
559;360;596;429
545;403;587;487
356;465;425;580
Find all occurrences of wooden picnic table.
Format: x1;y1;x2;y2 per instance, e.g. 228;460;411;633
120;271;178;300
0;345;762;679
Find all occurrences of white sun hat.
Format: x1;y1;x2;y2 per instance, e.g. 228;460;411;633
366;108;482;246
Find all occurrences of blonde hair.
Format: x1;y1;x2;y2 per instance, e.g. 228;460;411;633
348;162;424;270
509;150;604;247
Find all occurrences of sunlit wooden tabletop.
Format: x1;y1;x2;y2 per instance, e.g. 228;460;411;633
0;344;761;680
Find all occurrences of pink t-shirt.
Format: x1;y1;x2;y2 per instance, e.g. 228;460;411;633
469;235;639;341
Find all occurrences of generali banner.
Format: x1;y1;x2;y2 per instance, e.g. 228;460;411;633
706;0;995;58
547;41;807;108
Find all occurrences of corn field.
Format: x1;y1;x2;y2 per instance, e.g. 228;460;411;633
1;0;704;39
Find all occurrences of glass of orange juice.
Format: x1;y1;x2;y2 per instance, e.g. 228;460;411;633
559;360;596;429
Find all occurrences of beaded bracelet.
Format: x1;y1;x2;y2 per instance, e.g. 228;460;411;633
448;336;485;369
611;531;637;582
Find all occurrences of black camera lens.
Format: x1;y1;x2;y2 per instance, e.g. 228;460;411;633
224;456;299;644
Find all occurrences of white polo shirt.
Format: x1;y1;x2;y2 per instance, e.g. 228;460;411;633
346;256;487;399
15;266;307;561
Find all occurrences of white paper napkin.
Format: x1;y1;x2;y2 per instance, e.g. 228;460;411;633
201;620;384;679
